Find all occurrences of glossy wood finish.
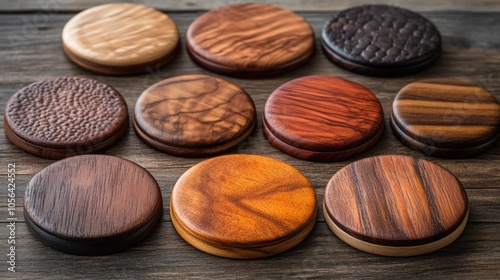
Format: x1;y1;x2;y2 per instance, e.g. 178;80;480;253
133;75;256;157
324;155;469;256
170;155;317;258
2;1;500;278
263;75;384;161
391;80;500;157
24;155;163;255
186;3;315;78
3;76;128;159
62;3;180;75
321;5;441;76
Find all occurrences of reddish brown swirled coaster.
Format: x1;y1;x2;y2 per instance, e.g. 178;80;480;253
133;74;256;157
24;155;163;255
263;75;384;162
186;3;315;78
324;155;469;257
170;154;317;259
4;76;128;159
391;80;500;158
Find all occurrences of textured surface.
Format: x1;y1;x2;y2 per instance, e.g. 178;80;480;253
186;3;314;77
263;75;384;161
133;74;256;156
171;155;317;258
324;155;468;247
391;80;500;157
4;76;128;151
24;155;162;254
62;3;179;74
1;1;500;277
322;5;441;67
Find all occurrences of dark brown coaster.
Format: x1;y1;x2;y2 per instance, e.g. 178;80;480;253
391;80;500;157
133;74;256;156
170;154;317;259
186;3;315;78
321;5;441;76
24;155;163;255
62;3;180;75
324;155;469;256
263;75;384;162
4;76;128;159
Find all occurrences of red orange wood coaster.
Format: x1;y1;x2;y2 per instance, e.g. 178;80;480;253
4;76;128;159
391;80;500;157
186;3;315;77
324;155;469;256
263;75;384;162
133;75;256;157
170;155;317;258
24;155;163;255
62;3;180;75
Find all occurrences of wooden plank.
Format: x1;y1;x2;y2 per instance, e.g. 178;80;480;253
1;0;500;12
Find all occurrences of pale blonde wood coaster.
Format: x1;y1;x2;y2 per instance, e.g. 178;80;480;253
62;3;180;75
323;155;469;257
170;155;317;258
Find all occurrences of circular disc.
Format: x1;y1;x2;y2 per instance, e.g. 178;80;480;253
4;76;128;159
63;3;180;75
24;155;163;255
324;155;469;256
170;154;317;258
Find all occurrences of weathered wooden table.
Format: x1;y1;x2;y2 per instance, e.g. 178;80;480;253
1;0;499;278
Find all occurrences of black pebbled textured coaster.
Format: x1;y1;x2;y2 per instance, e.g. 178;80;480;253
321;5;441;77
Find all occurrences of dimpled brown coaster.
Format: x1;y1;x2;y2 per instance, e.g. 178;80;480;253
324;155;469;257
63;3;180;75
391;80;500;157
4;76;128;159
186;3;315;78
133;74;256;157
170;154;317;259
321;5;441;76
263;75;384;162
24;155;163;255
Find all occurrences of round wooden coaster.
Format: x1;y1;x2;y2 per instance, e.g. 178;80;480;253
186;3;315;78
321;5;441;76
133;75;256;157
391;80;500;157
170;155;317;259
62;3;180;75
24;155;163;255
4;76;128;159
263;75;384;162
324;155;469;257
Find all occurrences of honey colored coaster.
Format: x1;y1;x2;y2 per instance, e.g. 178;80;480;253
321;5;441;76
170;155;317;259
24;155;163;255
186;3;315;78
263;75;384;162
324;155;469;257
4;76;128;159
391;80;500;158
62;3;180;75
133;74;256;157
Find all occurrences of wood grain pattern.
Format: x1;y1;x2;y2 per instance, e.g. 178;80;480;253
3;76;128;159
324;155;469;256
23;155;163;255
133;74;256;156
170;155;317;258
1;3;500;278
391;80;500;157
62;3;180;75
186;3;315;77
263;75;384;161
